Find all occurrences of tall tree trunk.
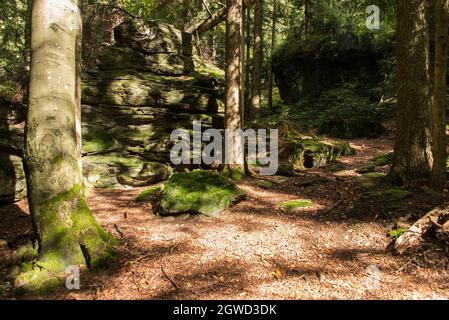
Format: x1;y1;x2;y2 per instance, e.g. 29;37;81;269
224;0;244;175
267;0;278;111
251;0;263;121
19;0;114;292
304;0;309;34
391;0;433;184
241;3;246;126
244;6;252;121
430;0;449;191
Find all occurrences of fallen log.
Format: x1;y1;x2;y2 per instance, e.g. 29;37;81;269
394;203;449;254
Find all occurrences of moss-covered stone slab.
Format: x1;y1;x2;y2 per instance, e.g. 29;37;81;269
281;199;313;211
158;170;245;217
83;154;173;188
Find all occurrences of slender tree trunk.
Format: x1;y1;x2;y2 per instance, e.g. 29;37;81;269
430;0;449;191
241;3;246;126
224;0;244;175
267;0;278;111
304;0;312;35
251;0;263;121
19;0;114;292
244;6;252;121
391;0;433;184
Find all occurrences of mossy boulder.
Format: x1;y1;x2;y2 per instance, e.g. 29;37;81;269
157;171;245;217
280;137;355;170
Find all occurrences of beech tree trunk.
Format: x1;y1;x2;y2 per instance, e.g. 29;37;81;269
224;0;244;174
19;0;114;292
391;0;433;183
251;0;263;121
430;0;449;191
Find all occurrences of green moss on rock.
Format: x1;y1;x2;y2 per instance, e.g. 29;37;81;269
135;186;162;202
158;170;245;217
281;137;355;170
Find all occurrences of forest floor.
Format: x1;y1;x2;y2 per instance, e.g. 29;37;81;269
1;121;449;300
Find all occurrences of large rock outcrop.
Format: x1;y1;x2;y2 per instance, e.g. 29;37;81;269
0;18;224;202
81;18;224;189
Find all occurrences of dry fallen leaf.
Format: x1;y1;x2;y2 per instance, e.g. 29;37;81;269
272;269;283;280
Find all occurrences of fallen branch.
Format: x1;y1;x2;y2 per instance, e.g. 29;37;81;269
161;266;180;289
322;199;344;215
184;6;227;34
394;203;449;254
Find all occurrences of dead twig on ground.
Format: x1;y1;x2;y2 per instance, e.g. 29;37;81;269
322;199;344;215
114;224;124;238
161;266;180;289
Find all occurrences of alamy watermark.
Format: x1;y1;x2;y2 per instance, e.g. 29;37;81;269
65;265;80;290
363;264;381;290
170;121;279;176
366;5;380;30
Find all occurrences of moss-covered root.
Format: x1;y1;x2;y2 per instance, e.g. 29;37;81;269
14;185;116;294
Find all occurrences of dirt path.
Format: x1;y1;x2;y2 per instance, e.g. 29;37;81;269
1;129;449;300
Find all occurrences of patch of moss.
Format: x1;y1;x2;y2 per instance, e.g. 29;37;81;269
363;187;412;201
357;172;386;189
13;242;38;265
159;170;245;216
83;132;120;154
372;152;394;166
221;167;245;181
253;179;275;189
388;225;406;239
135;186;162;202
281;199;313;211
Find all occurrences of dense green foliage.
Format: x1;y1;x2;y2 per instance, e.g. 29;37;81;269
0;0;30;98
